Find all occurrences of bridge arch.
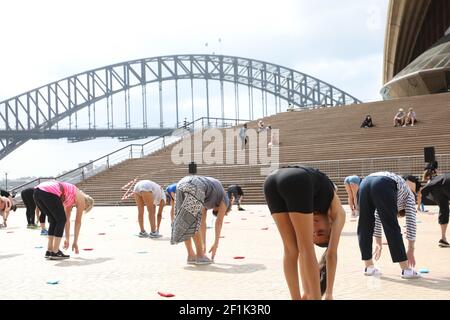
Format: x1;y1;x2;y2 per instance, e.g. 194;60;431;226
0;54;361;159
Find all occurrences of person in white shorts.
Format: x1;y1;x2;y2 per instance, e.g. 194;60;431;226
133;180;166;238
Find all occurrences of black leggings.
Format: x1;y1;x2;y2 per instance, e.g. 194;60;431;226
21;188;46;225
33;189;66;237
358;176;407;263
432;188;450;225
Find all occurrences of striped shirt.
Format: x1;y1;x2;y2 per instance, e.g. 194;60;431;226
35;181;78;208
370;172;417;241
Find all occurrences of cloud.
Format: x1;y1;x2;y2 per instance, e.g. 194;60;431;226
294;54;384;102
0;0;390;178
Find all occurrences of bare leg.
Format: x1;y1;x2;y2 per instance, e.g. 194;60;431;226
200;208;207;255
141;192;156;233
289;213;321;300
441;224;448;241
47;235;54;252
344;184;355;216
53;237;63;253
134;193;145;232
156;200;164;232
272;213;302;300
192;231;205;259
184;239;196;258
298;251;311;299
170;193;176;223
350;184;359;216
399;260;409;271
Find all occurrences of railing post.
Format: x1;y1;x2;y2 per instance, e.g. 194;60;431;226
107;156;110;169
163;136;166;148
130;146;133;159
81;168;85;181
141;146;144;158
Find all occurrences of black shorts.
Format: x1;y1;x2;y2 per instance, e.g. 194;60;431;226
263;166;334;214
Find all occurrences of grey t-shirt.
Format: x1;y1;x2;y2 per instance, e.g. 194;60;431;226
198;176;229;209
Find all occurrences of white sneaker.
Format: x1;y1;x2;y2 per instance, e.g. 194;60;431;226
195;256;214;265
138;231;149;238
364;265;382;276
187;256;196;265
149;231;163;238
402;269;422;279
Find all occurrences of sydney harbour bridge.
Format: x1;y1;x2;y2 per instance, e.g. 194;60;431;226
0;54;361;160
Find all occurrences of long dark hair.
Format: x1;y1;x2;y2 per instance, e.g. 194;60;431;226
319;249;327;296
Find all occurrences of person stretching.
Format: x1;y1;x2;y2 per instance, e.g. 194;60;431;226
264;166;346;300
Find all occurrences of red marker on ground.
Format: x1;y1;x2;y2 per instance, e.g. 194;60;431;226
83;248;94;251
233;256;245;259
158;291;175;298
261;227;269;230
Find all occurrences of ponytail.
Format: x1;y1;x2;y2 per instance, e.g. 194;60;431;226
319;249;327;296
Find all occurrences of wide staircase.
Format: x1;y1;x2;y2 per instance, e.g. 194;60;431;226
77;92;450;205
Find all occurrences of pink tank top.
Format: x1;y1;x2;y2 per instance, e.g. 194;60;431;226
35;181;77;208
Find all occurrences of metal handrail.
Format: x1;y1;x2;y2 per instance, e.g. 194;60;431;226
11;116;251;192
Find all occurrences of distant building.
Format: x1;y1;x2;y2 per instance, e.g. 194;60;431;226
382;0;450;99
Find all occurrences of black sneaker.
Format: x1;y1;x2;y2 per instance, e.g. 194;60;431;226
438;239;450;248
238;207;245;211
45;251;52;259
49;250;70;260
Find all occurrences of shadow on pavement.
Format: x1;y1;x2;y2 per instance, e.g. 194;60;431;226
0;254;23;260
183;263;266;274
381;276;450;292
54;257;114;267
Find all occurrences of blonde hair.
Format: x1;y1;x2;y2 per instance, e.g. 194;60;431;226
81;191;94;213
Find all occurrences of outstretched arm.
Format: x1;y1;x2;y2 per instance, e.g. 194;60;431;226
156;200;164;232
209;201;227;260
72;193;85;254
63;206;72;249
326;193;346;299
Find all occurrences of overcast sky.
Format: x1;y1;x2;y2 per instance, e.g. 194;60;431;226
0;0;389;180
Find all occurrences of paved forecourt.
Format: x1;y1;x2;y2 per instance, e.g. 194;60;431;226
0;205;448;300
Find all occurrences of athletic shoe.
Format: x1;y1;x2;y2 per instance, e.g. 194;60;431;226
49;250;70;260
238;207;245;211
401;269;422;279
138;231;149;238
438;239;450;248
149;231;163;238
45;251;52;259
195;256;214;265
187;256;196;265
27;224;39;229
40;229;48;236
364;265;382;276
